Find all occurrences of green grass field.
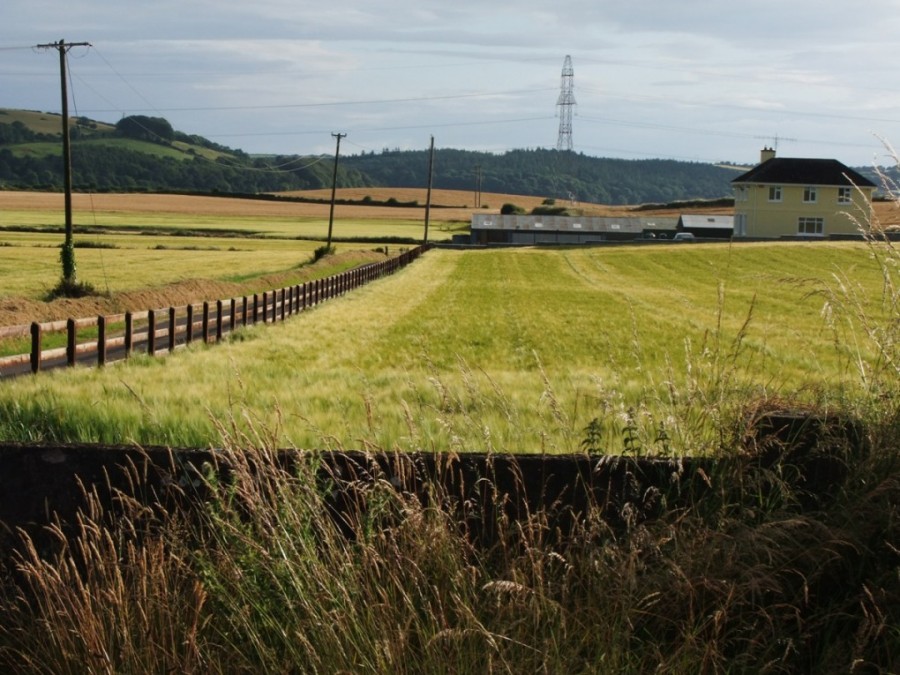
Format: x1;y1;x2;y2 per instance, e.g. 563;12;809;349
0;242;888;453
2;240;899;673
0;231;345;299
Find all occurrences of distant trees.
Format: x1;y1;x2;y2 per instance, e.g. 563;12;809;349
343;148;737;204
115;116;175;144
500;203;526;215
0;112;740;202
0;120;55;145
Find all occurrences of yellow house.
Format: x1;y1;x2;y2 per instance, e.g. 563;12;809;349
732;148;876;238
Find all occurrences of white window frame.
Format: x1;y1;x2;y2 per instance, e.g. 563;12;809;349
838;187;852;204
768;185;782;202
798;217;824;235
803;186;818;203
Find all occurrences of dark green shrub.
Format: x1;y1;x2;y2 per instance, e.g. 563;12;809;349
500;203;525;215
313;244;335;262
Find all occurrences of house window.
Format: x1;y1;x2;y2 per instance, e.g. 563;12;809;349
838;187;852;204
803;186;817;203
768;186;782;202
798;217;824;235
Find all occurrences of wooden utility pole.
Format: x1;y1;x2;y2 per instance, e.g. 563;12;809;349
473;164;483;209
424;136;435;246
36;39;91;286
327;132;346;250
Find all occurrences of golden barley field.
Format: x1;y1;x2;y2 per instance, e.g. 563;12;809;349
4;188;896;225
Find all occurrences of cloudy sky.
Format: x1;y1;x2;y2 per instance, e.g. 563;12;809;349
3;0;900;167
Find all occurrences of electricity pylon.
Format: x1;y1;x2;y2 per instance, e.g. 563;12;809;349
556;55;576;152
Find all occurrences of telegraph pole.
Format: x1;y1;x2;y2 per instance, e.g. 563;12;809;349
473;164;482;209
424;136;435;246
326;132;346;250
36;39;91;286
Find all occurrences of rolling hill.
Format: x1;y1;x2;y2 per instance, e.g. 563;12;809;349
0;108;755;204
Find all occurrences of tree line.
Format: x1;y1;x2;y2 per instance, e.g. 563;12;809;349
0;113;741;203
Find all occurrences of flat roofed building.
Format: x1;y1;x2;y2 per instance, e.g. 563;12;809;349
470;214;678;245
677;214;734;239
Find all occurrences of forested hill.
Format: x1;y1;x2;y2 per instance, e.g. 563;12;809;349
1;108;740;203
344;148;739;204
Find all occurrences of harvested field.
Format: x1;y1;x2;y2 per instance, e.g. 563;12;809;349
6;188;897;226
0;189;689;223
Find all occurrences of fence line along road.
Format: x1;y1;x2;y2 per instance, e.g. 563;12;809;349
0;246;426;378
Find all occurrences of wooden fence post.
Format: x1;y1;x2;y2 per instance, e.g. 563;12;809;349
98;316;106;366
186;305;194;344
253;294;259;323
216;300;223;341
262;292;268;324
66;318;76;367
242;296;248;327
230;298;237;333
30;322;41;373
168;307;176;353
203;302;210;343
280;288;286;321
125;312;133;357
148;310;156;356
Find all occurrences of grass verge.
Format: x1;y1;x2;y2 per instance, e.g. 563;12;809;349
0;402;896;673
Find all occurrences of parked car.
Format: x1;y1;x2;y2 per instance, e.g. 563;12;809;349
673;232;696;242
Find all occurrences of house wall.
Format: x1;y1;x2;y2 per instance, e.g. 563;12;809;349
734;183;874;238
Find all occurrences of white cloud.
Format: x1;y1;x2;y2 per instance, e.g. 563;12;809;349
1;0;899;165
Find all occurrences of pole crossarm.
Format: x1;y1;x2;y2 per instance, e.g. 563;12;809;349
35;40;92;51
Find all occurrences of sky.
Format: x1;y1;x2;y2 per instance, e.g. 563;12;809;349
3;0;900;167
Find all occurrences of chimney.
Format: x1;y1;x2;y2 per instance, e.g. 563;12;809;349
760;146;776;163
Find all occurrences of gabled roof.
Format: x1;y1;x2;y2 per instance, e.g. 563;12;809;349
731;157;876;187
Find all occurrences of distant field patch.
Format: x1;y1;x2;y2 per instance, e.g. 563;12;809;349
0;191;462;237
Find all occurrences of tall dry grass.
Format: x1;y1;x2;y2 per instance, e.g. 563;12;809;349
0;397;897;673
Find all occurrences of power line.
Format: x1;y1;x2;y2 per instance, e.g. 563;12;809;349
75;87;557;115
580;86;900;126
577;114;884;152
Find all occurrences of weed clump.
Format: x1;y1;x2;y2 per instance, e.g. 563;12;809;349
44;278;103;300
312;244;335;262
